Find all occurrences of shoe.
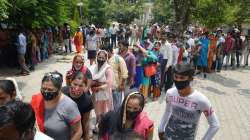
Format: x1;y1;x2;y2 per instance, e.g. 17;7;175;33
16;72;30;76
195;71;201;75
204;74;207;78
29;67;35;71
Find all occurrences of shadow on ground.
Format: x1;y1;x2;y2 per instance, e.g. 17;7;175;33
238;88;250;98
0;55;71;77
206;73;241;88
202;86;227;95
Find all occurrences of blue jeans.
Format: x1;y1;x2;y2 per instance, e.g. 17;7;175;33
216;56;222;71
112;90;122;111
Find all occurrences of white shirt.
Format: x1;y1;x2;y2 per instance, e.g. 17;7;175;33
86;35;97;50
160;41;173;67
131;27;137;37
217;36;225;46
187;38;195;48
110;26;118;35
171;43;179;65
159;88;219;140
17;33;27;54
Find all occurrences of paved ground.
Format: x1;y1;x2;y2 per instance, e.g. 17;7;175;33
0;54;250;140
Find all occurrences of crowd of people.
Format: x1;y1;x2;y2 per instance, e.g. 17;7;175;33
1;22;250;140
4;22;76;75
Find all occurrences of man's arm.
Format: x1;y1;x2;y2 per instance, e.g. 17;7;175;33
158;98;172;132
128;55;136;86
158;95;172;139
201;99;220;140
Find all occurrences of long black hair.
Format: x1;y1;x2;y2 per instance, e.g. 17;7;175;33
0;101;35;135
0;80;16;97
117;91;145;131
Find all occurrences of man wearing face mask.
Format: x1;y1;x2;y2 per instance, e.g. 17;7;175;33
158;63;219;140
31;71;82;140
159;32;173;92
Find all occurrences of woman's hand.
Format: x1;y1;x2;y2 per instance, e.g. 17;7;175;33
91;87;99;93
70;121;82;140
83;87;89;93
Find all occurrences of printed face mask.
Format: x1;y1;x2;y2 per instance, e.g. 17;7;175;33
70;87;83;96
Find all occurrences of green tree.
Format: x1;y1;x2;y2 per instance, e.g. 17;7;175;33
152;0;172;24
0;0;9;21
194;0;225;28
152;0;196;34
88;0;106;26
106;0;145;24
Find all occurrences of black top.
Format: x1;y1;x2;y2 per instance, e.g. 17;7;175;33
99;109;145;140
62;86;93;114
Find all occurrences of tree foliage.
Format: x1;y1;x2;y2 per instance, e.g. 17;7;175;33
106;0;145;24
88;0;106;26
3;0;70;28
152;0;250;30
1;0;145;29
0;0;9;20
152;0;172;24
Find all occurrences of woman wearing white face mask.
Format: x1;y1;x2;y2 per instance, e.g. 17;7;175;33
90;50;114;132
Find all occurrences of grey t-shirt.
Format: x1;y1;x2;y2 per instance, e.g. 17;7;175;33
44;95;81;140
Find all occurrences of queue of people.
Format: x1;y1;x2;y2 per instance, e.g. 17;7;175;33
0;63;220;140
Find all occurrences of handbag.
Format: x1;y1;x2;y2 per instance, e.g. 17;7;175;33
144;63;157;77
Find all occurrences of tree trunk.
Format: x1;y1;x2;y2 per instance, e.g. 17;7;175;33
172;0;194;37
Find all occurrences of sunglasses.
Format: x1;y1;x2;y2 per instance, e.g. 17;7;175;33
44;72;62;81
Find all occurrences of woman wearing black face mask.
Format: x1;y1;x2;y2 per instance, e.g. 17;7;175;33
89;50;114;133
158;63;219;140
31;71;83;140
98;91;154;140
